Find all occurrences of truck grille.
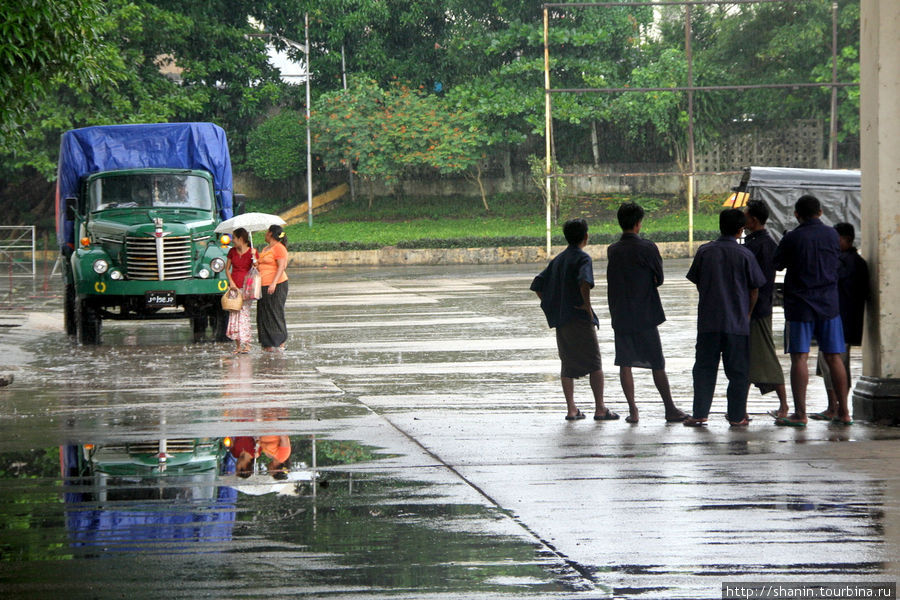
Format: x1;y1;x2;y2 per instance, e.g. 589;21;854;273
125;235;192;280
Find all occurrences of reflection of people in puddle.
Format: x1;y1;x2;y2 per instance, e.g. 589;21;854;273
231;435;291;480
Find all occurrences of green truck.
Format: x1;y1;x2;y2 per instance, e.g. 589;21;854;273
56;123;238;344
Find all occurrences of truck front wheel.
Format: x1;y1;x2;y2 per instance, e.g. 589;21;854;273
208;306;229;343
76;299;102;345
64;284;77;337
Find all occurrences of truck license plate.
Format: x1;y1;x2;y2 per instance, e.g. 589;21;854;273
146;290;176;308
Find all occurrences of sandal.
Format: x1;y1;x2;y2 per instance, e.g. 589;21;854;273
565;410;586;421
808;412;833;421
594;409;620;421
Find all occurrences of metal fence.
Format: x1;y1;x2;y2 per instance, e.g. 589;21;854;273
0;226;35;279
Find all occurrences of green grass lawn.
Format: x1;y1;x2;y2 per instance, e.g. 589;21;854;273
257;194;721;251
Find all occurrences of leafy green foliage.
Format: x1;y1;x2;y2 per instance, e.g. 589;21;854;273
312;77;488;203
0;0;285;178
0;0;115;152
246;111;307;181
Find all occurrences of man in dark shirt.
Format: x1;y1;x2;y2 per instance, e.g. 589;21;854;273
685;209;766;427
774;195;849;426
812;222;870;421
606;203;686;423
743;200;789;419
531;219;618;422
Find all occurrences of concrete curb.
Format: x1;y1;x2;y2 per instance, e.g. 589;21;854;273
287;241;705;267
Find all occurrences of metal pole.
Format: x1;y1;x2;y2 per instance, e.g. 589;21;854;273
30;225;35;281
306;13;313;227
543;7;552;257
342;44;356;202
685;4;695;254
829;1;839;168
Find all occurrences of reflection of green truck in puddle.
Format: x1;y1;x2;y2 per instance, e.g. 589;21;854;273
56;123;237;344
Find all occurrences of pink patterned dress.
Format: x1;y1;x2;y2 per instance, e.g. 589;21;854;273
226;247;255;346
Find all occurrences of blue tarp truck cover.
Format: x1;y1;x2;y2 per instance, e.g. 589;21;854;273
56;122;234;251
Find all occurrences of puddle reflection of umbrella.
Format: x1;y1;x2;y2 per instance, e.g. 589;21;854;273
228;469;316;496
215;212;286;247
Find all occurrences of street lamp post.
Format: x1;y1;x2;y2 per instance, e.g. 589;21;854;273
304;13;312;228
250;21;313;227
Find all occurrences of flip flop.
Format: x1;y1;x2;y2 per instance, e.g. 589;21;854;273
775;416;807;427
565;410;586;421
808;412;832;421
594;409;620;421
683;416;708;427
767;410;789;419
729;417;751;427
625;415;639;424
831;418;854;426
665;413;688;423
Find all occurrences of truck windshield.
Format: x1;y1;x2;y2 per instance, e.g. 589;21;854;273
89;173;213;212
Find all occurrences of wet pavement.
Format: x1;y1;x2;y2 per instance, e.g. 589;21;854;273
0;260;898;599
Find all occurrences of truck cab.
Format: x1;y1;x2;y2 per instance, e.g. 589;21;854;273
57;123;237;344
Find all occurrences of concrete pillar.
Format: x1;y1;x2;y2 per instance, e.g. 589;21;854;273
853;0;900;423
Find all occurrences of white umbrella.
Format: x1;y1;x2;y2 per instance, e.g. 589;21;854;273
215;212;286;245
226;469;317;496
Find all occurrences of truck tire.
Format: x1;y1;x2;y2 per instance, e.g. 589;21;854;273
209;306;229;343
76;299;102;345
64;284;77;337
191;313;208;342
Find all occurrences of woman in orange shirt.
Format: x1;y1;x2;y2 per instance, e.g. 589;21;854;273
256;224;289;351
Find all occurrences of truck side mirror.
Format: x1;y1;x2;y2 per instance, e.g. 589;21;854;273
65;197;78;221
234;194;247;216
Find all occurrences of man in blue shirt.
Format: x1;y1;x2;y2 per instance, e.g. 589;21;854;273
774;195;849;426
685;209;767;427
743;200;789;419
607;203;686;423
531;219;619;422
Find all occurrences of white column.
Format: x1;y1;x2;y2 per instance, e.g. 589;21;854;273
853;0;900;422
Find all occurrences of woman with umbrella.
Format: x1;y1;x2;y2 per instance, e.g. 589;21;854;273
257;224;289;351
224;227;257;354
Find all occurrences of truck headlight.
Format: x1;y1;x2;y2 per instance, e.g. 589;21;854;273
210;257;226;273
198;268;211;279
92;259;109;274
109;270;123;280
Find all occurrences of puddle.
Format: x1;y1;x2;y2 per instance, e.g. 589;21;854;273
0;436;574;597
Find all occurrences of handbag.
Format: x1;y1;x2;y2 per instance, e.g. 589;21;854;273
221;288;243;311
243;266;262;300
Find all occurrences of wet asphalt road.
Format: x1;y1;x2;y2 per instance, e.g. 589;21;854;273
0;260;898;599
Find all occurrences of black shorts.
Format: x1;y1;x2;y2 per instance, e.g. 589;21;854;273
614;327;665;370
556;319;603;378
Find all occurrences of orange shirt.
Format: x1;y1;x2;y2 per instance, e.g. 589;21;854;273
257;243;288;286
258;435;291;464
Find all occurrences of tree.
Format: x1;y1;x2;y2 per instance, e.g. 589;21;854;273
442;2;655;169
312;77;489;208
1;0;289;179
651;0;861;164
246;111;307;181
0;0;116;152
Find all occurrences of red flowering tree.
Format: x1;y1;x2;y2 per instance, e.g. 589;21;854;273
312;77;490;209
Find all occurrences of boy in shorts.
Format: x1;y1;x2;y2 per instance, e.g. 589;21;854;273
531;219;618;422
774;195;850;425
606;203;686;423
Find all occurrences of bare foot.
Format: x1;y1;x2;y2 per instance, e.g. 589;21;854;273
665;408;687;422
